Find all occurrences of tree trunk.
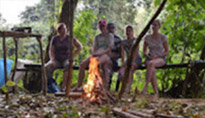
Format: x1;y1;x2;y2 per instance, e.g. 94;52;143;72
182;44;205;97
45;0;78;62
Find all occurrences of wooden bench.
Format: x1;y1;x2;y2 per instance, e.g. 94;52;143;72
17;60;205;92
115;60;205;91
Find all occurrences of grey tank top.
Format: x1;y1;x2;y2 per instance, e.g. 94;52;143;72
145;34;167;57
51;35;76;61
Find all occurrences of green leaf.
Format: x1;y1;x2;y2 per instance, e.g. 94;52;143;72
6;80;16;87
197;0;205;9
1;85;8;93
154;0;161;6
101;107;110;112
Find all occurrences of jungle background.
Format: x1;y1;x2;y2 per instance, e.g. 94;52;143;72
0;0;205;117
0;0;205;98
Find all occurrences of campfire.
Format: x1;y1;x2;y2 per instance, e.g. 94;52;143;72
83;57;117;104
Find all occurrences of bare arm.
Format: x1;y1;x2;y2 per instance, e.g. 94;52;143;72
73;39;83;57
92;47;110;57
143;40;151;59
92;37;97;55
159;37;169;57
132;45;140;61
121;46;125;64
92;35;113;57
49;45;55;61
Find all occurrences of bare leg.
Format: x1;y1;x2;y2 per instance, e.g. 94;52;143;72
61;70;69;90
119;66;125;81
72;57;90;91
141;58;165;95
141;61;154;94
151;69;159;95
99;55;112;90
126;63;138;92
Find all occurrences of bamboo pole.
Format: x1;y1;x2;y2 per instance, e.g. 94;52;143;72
2;33;9;100
118;0;167;99
65;0;75;97
11;38;18;93
37;36;47;96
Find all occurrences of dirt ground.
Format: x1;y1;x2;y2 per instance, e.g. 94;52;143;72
0;93;205;118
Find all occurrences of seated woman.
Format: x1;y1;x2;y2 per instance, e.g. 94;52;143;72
141;20;169;97
119;25;142;92
72;20;114;91
45;23;82;91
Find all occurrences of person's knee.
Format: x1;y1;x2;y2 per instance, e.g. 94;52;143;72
80;61;87;69
131;64;136;71
146;61;154;68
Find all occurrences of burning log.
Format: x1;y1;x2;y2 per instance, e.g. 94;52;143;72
83;57;117;104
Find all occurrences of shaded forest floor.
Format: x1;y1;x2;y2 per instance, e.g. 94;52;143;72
0;93;205;118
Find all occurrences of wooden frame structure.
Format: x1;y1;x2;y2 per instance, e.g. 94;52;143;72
0;31;47;100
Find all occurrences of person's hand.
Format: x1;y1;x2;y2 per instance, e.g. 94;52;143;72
51;60;55;67
92;53;101;57
152;55;159;59
146;55;152;60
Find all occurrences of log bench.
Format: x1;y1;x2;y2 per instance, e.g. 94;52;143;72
16;60;205;92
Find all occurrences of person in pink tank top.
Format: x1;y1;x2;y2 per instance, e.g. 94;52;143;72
141;20;169;97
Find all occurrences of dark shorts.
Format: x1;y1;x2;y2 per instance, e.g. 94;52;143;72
134;57;142;66
111;59;119;72
145;57;167;64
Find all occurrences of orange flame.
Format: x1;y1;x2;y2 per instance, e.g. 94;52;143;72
83;57;103;101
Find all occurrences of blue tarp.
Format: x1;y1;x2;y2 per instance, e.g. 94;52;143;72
0;59;13;87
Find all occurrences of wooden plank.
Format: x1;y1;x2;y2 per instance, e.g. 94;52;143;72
0;31;41;38
55;92;83;98
113;108;141;118
23;61;205;72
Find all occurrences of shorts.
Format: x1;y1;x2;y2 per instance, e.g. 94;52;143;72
145;54;167;64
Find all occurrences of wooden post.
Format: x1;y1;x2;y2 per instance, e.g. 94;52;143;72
37;36;47;96
11;38;18;93
2;33;9;100
65;0;75;97
118;0;167;99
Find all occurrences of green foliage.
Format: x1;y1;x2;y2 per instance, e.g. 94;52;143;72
74;10;97;63
156;0;205;97
1;80;16;93
6;80;16;87
1;85;8;93
1;0;205;98
83;0;139;36
154;0;162;6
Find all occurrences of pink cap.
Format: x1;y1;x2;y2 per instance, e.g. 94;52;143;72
98;20;107;27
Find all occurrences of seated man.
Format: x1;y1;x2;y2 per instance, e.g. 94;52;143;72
72;20;114;91
45;23;82;92
107;23;124;89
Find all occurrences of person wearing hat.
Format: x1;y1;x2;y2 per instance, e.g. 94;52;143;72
107;23;124;89
72;20;114;91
